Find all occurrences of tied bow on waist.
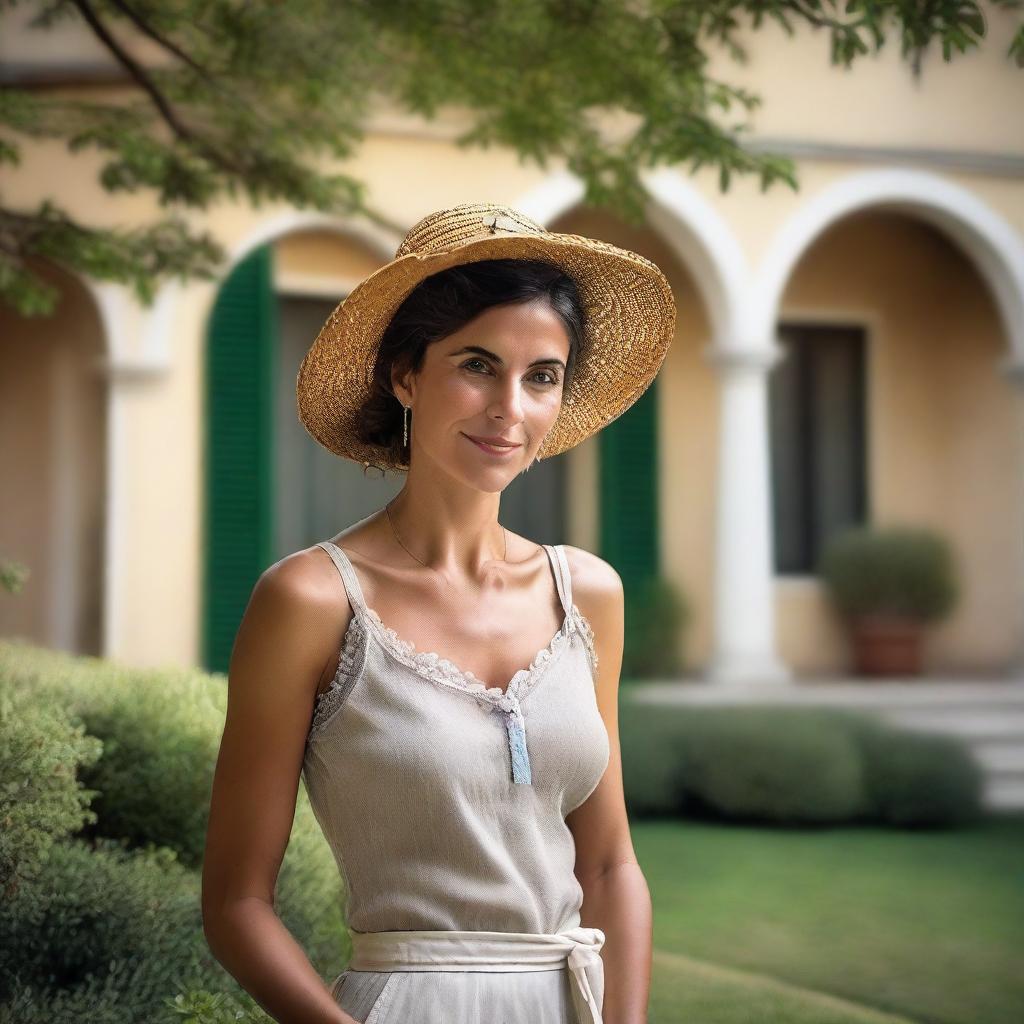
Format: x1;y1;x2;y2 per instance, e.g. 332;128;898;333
347;924;606;1024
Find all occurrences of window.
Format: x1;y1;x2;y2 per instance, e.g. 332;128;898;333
769;323;868;575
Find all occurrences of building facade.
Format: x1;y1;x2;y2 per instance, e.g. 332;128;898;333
2;9;1023;683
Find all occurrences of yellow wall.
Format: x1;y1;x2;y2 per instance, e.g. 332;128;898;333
274;230;385;292
0;262;107;654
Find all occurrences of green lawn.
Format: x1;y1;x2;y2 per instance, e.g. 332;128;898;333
633;815;1024;1024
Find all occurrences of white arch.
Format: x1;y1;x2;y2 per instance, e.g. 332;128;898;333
110;210;399;371
641;167;750;343
146;209;400;371
223;208;398;271
512;167;747;342
754;168;1024;369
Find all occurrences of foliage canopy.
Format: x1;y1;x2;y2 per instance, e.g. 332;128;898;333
1;0;1021;315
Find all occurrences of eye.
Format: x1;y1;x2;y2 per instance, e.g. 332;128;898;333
531;369;561;386
460;358;560;386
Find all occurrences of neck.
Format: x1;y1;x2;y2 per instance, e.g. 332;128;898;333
383;481;508;576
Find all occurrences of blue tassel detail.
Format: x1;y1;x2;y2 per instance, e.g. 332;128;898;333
503;708;532;785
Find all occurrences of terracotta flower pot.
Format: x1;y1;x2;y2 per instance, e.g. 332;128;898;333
850;614;924;677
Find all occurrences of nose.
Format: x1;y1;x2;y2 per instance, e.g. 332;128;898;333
487;375;526;423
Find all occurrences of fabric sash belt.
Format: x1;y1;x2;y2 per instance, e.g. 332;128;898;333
348;926;606;1024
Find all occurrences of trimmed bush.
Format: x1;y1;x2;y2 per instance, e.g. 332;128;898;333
618;699;690;815
0;639;228;870
677;707;869;823
0;668;102;900
0;639;347;1023
622;575;689;680
0;837;208;1020
620;698;984;827
848;716;985;826
73;664;227;870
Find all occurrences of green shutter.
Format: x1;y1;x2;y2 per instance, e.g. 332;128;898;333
202;244;277;673
598;381;660;598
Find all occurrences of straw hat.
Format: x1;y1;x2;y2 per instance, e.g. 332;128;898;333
296;201;676;471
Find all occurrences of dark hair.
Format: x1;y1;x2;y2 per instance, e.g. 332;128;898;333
357;258;586;473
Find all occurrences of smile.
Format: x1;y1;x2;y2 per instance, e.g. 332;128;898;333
462;433;522;457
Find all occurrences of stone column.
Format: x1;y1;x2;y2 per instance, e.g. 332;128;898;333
1000;354;1024;674
92;282;173;659
704;342;792;684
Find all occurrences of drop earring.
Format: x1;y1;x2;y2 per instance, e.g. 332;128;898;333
402;404;410;447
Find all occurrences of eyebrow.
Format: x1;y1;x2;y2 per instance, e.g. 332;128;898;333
448;345;566;370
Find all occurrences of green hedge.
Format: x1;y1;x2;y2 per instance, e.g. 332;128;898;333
0;670;102;898
620;698;985;827
622;575;689;680
1;639;227;869
0;639;344;1024
1;838;207;1023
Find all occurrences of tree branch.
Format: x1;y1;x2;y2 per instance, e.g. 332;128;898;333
68;0;248;176
102;0;282;135
69;0;197;145
105;0;213;80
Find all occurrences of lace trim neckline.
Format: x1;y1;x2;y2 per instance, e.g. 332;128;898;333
361;603;589;703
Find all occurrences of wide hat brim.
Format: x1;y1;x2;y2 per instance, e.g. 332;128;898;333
296;215;676;471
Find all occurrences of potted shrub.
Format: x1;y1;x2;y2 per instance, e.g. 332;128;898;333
621;575;689;681
818;525;960;677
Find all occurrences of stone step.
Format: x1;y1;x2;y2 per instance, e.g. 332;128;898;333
872;717;1024;810
630;680;1024;713
878;709;1024;741
966;742;1024;775
983;777;1024;811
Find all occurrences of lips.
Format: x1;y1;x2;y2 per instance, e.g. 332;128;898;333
462;433;522;456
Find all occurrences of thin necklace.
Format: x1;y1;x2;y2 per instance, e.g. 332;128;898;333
384;500;508;584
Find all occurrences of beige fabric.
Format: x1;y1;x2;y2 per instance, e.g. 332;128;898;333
301;540;611;1022
347;926;606;1024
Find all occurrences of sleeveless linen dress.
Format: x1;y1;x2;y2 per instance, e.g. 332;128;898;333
301;539;611;1024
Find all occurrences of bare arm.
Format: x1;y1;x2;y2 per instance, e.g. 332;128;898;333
566;548;653;1024
201;549;357;1024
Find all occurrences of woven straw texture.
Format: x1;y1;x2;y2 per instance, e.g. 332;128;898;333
296;201;676;471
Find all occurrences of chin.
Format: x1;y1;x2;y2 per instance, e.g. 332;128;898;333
452;452;524;492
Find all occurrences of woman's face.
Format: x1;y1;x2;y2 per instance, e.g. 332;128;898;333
393;297;570;490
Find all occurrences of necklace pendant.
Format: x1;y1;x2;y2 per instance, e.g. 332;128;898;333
498;701;532;785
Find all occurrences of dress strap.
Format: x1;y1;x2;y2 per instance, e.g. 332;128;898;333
543;543;573;615
554;544;574;610
317;541;368;618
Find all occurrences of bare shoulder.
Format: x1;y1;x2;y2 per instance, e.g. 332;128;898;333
256;545;352;637
233;544;354;701
560;544;624;620
261;542;349;603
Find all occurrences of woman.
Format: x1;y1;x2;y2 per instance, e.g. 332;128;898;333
201;203;676;1024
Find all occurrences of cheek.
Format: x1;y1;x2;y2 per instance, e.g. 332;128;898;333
538;388;564;425
416;373;485;432
438;373;488;412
